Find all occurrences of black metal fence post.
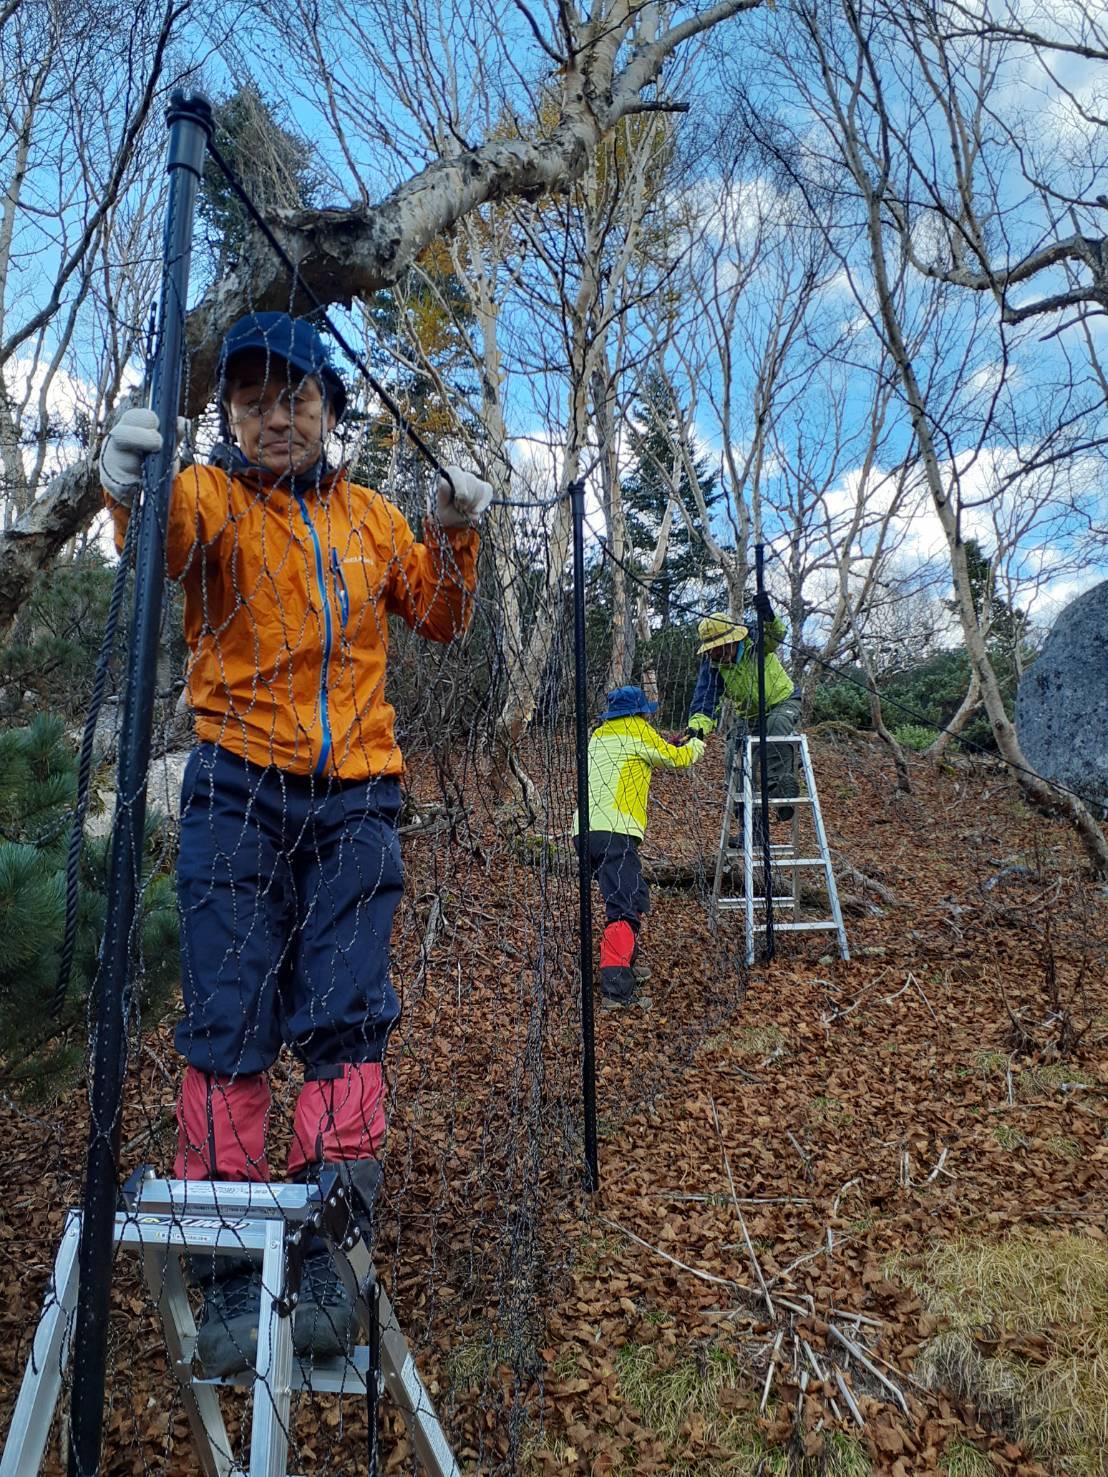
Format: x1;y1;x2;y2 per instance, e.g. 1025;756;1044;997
754;543;775;961
69;91;212;1477
570;478;599;1192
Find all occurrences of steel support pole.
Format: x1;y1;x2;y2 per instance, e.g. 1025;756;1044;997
69;91;212;1477
754;543;775;960
570;478;599;1192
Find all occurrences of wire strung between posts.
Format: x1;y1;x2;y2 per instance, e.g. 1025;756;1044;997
21;105;755;1477
204;139;570;513
589;524;1099;813
51;301;159;1019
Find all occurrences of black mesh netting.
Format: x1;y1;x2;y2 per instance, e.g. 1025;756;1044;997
1;102;1106;1477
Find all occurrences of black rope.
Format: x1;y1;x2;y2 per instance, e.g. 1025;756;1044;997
50;509;138;1017
204;140;570;513
589;524;1100;812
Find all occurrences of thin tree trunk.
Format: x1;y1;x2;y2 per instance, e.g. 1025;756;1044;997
844;597;911;794
926;670;981;762
491;482;575;808
868;681;911;793
593;365;633;690
466;272;537;812
837;94;1108;874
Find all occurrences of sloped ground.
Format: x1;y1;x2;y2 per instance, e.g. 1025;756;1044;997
525;736;1108;1476
0;733;1104;1475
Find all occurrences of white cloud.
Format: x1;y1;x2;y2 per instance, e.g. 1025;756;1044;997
1027;568;1107;626
5;356;99;428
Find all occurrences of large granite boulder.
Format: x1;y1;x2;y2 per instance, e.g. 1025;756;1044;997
1016;580;1108;808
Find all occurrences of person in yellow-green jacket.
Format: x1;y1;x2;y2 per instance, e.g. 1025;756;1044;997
686;591;800;820
573;686;704;1009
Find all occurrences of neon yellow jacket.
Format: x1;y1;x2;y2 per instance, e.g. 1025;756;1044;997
573;716;703;841
688;617;793;732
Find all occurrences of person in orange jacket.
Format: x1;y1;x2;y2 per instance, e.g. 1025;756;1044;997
100;311;491;1375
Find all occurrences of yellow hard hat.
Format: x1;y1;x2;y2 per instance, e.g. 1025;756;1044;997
696;613;748;656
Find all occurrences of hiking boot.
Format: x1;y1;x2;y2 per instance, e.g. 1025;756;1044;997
600;964;650;1011
776;806;795;822
630;943;652;984
193;1256;261;1378
600;964;640;1007
293;1241;356;1361
602;992;652;1011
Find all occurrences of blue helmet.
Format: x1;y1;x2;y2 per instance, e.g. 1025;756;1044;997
597;685;659;721
218;311;347;420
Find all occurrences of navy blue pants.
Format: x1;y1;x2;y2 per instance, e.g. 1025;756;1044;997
175;743;403;1081
574;831;649;928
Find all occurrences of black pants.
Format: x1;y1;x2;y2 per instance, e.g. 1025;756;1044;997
573;831;648;928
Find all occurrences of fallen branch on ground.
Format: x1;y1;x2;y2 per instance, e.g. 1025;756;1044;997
597;1216;759;1298
833;856;899;904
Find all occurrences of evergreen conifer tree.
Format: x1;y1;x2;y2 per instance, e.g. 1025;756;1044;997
0;715;178;1098
1;549;125;722
622;373;723;627
948;538;1029;658
198;86;322;274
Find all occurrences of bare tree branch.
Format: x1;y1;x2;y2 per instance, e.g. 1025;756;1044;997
183;0;762;408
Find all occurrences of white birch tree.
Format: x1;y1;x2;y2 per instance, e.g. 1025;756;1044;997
774;0;1108;871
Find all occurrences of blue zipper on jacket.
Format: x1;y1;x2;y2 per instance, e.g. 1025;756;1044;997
294;492;333;776
330;548;350;625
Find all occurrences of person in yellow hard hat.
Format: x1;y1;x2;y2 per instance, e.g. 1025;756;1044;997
686;591;800;818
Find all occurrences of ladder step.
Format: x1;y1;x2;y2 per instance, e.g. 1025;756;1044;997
752;920;840;933
751;796;812;806
754;857;826;868
3;1179;464;1477
196;1346;374;1395
716;897;797;909
128;1178;315;1217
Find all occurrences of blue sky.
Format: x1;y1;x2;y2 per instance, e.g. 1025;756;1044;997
9;1;1106;640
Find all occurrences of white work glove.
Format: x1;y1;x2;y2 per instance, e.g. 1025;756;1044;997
435;465;493;529
99;408;186;505
686;736;706;763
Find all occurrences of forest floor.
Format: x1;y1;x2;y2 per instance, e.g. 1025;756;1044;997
0;731;1105;1476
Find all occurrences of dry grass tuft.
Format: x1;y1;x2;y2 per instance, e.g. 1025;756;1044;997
615;1341;749;1453
611;1343;871;1475
891;1232;1108;1475
941;1435;992;1476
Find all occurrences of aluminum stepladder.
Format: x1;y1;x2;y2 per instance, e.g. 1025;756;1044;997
0;1168;460;1477
710;731;849;967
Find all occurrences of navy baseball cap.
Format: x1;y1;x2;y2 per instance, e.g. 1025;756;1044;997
218;311;347;420
597;685;659;721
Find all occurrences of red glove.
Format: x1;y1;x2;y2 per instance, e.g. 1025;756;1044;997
666;731;688;746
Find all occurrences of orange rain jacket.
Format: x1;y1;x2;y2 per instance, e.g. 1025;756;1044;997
106;462;479;780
